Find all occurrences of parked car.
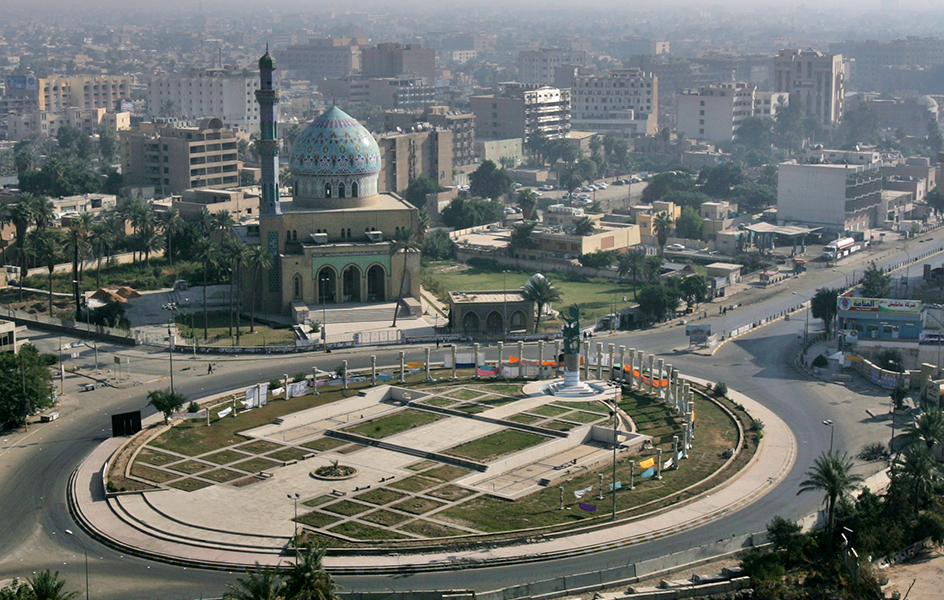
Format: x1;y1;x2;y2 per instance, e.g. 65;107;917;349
666;243;685;251
612;179;626;185
596;182;608;189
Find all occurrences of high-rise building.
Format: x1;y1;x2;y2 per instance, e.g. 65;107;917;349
147;69;261;133
376;128;454;194
518;49;588;86
777;157;882;234
570;69;658;137
361;43;436;80
276;38;362;81
470;83;571;142
1;75;131;116
677;82;756;143
774;49;845;126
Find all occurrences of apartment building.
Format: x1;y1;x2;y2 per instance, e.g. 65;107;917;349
517;49;588;87
277;38;362;81
1;74;131;115
375;128;454;194
677;82;756;143
6;108;130;141
147;69;260;133
423;106;476;168
362;43;436;80
120;117;240;195
610;38;669;60
570;69;658;137
349;76;437;110
470;83;571;141
777;158;883;234
774;49;845;126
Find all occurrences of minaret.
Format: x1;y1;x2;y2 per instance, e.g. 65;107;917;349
255;47;281;215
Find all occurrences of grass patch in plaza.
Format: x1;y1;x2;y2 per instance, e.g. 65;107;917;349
148;387;360;457
552;400;611;414
296;511;341;529
201;449;250;465
301;437;348;452
167;478;213;492
230;476;264;487
322;500;373;517
343;409;443;439
388;474;440;493
427;484;476;501
506;413;541;424
201;469;245;483
398;520;466;538
361;510;411;527
443;388;485;400
327;521;409;541
354;488;409;506
543;421;575;432
336;444;363;454
426;465;472;481
135;448;178;466
166;460;212;475
444;430;548;462
390;497;447;515
232;457;281;473
237;440;284;454
130;463;178;484
475;395;519;407
455;403;488;415
530;405;569;417
560;410;607;424
267;447;310;462
405;460;438;471
176;312;296;348
421;397;456;407
471;383;525;396
303;495;336;508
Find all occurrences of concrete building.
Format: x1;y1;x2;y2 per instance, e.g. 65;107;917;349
470;83;571;142
375;128;454;194
362;43;436;80
845;94;939;138
531;222;641;258
2;75;131;116
475;138;523;167
777;159;883;234
611;38;669;59
147;69;261;133
570;69;658;137
774;49;845;126
423;106;476;169
448;290;534;337
677;82;756;143
6;108;130;141
518;49;588;86
173;188;259;220
753;92;789;119
119;118;240;194
276;38;362;81
353;76;436;110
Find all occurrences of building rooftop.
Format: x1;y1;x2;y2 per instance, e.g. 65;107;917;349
448;290;527;304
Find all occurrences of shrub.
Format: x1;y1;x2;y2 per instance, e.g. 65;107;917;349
293;372;308;383
187;401;200;413
269;378;283;390
106;481;118;493
750;418;765;432
858;442;889;462
811;355;828;368
713;381;728;397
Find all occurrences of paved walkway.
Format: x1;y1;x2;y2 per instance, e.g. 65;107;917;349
69;375;797;573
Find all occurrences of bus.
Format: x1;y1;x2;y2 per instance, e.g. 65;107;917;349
823;237;862;261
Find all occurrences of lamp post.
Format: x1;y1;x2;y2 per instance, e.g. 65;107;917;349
832;269;849;288
823;419;835;453
287;492;300;547
792;292;810;346
160;302;178;394
610;391;619;520
928;305;944;378
320;275;330;353
502;270;509;342
64;529;89;600
897;246;912;295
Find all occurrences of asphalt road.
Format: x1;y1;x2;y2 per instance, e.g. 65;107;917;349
3;231;944;599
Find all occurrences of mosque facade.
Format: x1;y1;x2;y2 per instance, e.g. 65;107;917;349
246;50;421;322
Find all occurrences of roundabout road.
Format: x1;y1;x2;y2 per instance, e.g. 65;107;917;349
2;236;942;599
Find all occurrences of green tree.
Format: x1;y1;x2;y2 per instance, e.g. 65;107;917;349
0;195;35;270
616;249;645;297
653;211;674;256
797;451;863;533
508;221;539;255
811;287;839;336
158;208;184;268
282;545;340;600
27;570;79;600
729;181;775;213
733;116;773;152
859;262;891;298
903;404;944;450
195;238;223;340
147;389;188;423
578;250;615;269
890;444;939;512
698;163;743;197
0;344;56;428
223;563;284;600
641;172;695;204
440;197;504;229
636;284;679;323
246;245;273;333
517;188;539;220
469;160;513;200
674;205;703;240
422;230;457;260
573;216;596;236
223;238;251;342
29;228;64;315
525;129;549;164
642;254;663;283
389;229;421;328
679;274;708;306
97;123;119;163
521;275;563;333
417;210;430;243
403;175;444;209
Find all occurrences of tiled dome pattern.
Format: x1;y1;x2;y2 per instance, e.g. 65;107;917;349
289;107;381;178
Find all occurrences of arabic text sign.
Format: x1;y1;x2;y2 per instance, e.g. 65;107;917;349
837;296;921;314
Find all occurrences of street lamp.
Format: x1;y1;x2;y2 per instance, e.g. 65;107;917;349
320;275;330;353
832;269;849;288
502;270;510;342
897;246;912;295
287;493;300;546
823;419;835;453
610;387;620;520
160;302;178;394
64;529;90;600
792;292;810;346
926;305;944;379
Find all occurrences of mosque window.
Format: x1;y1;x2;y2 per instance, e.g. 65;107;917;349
347;228;352;238
341;229;345;239
286;231;291;242
294;181;298;196
325;183;332;198
338;182;346;198
293;276;301;299
351;182;358;196
292;230;297;241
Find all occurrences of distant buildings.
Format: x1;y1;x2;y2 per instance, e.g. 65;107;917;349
6;108;130;141
517;48;588;87
570;69;658;137
277;38;363;81
677;82;788;143
470;83;571;142
362;43;436;80
375;128;454;194
147;69;261;133
0;75;131;116
773;49;845;126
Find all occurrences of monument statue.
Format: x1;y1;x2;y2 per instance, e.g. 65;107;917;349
549;304;595;396
561;304;580;356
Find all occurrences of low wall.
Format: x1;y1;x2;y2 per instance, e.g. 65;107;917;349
849;356;912;389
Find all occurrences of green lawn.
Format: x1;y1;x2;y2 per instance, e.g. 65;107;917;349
424;262;638;325
176;312;296;347
343;409;443;439
444;430;549;462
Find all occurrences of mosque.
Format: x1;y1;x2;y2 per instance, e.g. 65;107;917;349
241;49;421;323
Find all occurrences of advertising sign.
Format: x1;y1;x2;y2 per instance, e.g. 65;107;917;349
685;324;712;336
5;75;37;91
837;297;921;314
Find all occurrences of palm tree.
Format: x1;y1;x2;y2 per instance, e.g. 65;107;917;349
517;188;539;221
796;451;863;534
246;245;273;333
416;210;430;243
158;208;184;269
389;229;421;328
212;210;235;234
653;211;674;257
29;228;61;315
521;275;563;334
891;443;939;513
282;545;339;600
642;254;663;283
90;216;118;289
32;195;55;229
1;196;35;270
195;238;222;340
27;570;79;600
223;563;284;600
903;404;944;450
67;214;92;315
159;99;178;118
616;249;645;297
193;206;214;238
573;216;595;236
134;219;164;269
224;239;251;344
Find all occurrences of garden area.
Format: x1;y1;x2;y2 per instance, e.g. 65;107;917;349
174;312;298;347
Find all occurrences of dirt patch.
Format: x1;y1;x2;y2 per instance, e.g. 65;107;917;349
107;424;168;492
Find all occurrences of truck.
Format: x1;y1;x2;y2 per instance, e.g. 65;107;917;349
822;237;862;261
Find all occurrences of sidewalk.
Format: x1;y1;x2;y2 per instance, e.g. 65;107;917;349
68;375;796;573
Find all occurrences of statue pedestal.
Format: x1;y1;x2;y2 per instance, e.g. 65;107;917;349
548;353;596;396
